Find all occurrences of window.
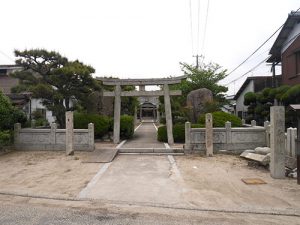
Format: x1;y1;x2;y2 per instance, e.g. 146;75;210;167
0;69;7;75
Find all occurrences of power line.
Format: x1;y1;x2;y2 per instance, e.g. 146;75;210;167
224;31;300;86
227;7;300;77
224;56;269;86
201;0;210;56
196;0;201;53
189;0;194;54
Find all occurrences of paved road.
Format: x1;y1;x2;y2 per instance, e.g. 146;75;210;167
120;122;165;149
0;201;299;225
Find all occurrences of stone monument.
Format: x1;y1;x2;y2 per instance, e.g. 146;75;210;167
187;88;213;123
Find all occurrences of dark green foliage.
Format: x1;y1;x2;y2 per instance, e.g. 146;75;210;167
0;91;27;130
0;131;11;147
12;49;101;128
198;111;242;127
244;92;256;106
281;84;300;104
157;126;167;142
120;115;134;139
244;85;300;126
159;117;166;124
74;113;110;138
157;124;203;143
0;91;26;147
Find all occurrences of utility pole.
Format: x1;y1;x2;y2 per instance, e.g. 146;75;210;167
193;55;200;69
272;61;278;106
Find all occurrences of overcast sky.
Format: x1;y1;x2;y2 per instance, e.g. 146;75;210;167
0;0;299;95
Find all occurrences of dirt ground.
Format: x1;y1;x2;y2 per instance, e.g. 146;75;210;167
0;150;299;216
0;151;101;198
176;154;300;211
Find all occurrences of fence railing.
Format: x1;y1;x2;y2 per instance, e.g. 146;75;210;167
185;119;298;159
14;123;94;151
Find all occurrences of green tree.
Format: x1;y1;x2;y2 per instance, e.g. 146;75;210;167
160;61;228;123
12;49;101;127
177;62;228;100
243;85;300;126
0;91;27;146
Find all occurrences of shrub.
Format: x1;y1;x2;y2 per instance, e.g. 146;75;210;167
0;130;11;147
0;91;27;130
120;115;134;139
160;116;166;124
74;113;110;138
198;111;242;127
157;126;167;142
157;124;203;143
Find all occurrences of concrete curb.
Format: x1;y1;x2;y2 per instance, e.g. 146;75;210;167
0;191;299;217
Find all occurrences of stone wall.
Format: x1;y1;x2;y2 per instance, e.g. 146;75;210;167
14;123;94;151
184;121;267;152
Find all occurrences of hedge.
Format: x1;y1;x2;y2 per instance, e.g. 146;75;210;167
74;113;110;138
0;130;11;148
157;124;203;143
120;115;134;139
198;111;242;127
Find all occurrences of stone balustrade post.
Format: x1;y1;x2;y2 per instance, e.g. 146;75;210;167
205;113;213;157
66;111;74;155
270;106;285;178
264;121;270;147
286;127;292;157
241;119;245;126
251;120;256;127
184;122;191;152
50;123;57;145
88;123;94;150
291;128;297;158
14;123;21;145
225;121;231;150
31;119;36;128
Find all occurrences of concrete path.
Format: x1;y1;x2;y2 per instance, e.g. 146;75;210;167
79;154;186;207
120;122;165;149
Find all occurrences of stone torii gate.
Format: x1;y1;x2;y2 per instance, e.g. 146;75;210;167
97;76;186;145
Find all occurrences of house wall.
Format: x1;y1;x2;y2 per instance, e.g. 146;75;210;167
281;24;300;85
29;99;56;123
235;80;254;118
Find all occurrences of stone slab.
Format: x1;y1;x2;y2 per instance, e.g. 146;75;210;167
82;148;118;163
240;150;255;157
254;147;271;155
241;152;270;166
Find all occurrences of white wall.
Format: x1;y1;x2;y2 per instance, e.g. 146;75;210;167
30;98;55;123
235;80;254;117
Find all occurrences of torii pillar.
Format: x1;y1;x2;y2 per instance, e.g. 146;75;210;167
164;84;174;145
113;85;121;144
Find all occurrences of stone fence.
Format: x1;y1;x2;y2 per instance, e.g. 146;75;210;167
185;119;298;158
184;121;267;152
14;123;94;151
265;124;297;159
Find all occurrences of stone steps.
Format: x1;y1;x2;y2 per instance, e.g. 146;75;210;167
118;147;184;154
